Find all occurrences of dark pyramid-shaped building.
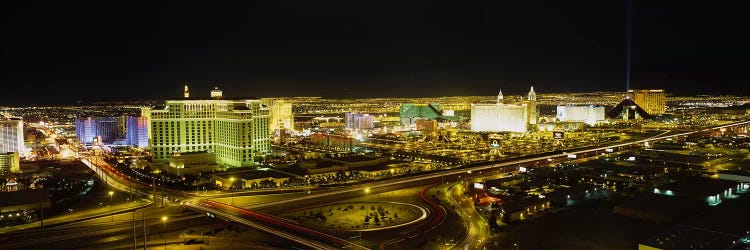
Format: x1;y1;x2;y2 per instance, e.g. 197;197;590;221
607;98;653;120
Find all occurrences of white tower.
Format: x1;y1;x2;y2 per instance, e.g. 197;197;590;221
527;86;536;101
497;89;504;104
210;86;223;99
184;83;190;98
527;86;538;125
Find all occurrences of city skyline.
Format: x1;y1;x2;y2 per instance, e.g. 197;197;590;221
3;1;747;106
3;2;750;250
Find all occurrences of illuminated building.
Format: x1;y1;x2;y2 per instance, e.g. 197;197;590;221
75;117;97;145
608;98;653;120
184;83;190;98
344;112;374;130
167;151;217;175
260;98;294;132
471;88;538;133
210;87;223;99
126;116;148;148
75;117;122;145
526;87;538;124
0;119;24;153
95;117;122;143
118;116;127;138
471;103;528;133
556;105;606;125
145;99;269;168
400;103;442;126
416;119;437;132
309;132;358;151
629;89;666;115
0;152;20;175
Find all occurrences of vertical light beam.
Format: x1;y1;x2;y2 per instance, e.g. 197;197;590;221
626;0;633;98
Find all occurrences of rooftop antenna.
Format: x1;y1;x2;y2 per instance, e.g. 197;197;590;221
625;0;633;99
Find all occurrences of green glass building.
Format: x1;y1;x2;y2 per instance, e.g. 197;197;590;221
399;103;442;126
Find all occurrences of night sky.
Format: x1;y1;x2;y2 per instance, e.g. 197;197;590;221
2;1;746;105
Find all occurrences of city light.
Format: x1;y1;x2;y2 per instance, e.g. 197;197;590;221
2;3;747;250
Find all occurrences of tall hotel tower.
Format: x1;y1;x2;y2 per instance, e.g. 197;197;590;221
0;119;24;153
144;91;270;167
260;98;294;132
526;86;538;125
628;89;665;115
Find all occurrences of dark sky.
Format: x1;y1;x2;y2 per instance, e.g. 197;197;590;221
2;1;746;105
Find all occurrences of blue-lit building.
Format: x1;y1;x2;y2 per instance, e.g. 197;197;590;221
344;112;374;130
75;117;123;145
95;117;121;143
75;117;98;145
126;116;148;148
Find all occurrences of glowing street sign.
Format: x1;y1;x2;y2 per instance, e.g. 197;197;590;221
553;131;564;140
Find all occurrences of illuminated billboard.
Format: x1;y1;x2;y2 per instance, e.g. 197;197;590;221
490;139;500;148
553;131;564;140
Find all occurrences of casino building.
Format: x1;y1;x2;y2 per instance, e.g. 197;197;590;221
142;88;270;168
470;87;538;133
556;105;606;125
628;89;665;115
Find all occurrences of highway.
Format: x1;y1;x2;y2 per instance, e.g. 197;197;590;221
65;120;750;249
81;155;154;198
74;155;368;250
378;184;446;250
0;211;205;250
184;201;365;250
242;120;750;213
448;183;490;250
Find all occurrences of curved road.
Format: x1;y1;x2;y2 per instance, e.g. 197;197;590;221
76;120;750;249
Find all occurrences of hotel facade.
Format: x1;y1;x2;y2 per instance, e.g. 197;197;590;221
629;89;666;115
143;99;270;168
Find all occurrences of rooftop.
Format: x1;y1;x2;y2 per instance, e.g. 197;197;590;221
217;169;295;180
502;197;549;213
659;176;738;197
640;225;738;250
616;193;705;217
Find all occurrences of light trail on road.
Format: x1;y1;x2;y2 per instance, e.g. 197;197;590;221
75;120;750;250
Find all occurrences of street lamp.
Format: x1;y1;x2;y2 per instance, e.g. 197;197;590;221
364;187;370;194
108;191;114;221
514;243;519;250
161;216;168;250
